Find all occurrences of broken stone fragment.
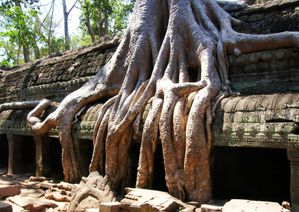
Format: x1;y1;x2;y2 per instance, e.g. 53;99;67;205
0;185;21;198
8;196;57;211
121;188;195;211
222;199;290;212
20;188;44;199
99;202;121;212
39;181;56;189
45;190;71;202
57;181;75;191
201;203;222;212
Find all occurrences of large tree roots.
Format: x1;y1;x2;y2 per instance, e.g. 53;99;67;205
26;0;299;205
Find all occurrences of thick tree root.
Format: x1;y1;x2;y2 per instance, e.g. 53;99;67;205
25;0;299;205
0;101;43;112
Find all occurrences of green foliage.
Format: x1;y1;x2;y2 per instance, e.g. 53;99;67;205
0;39;18;66
79;0;134;39
0;0;44;65
71;34;92;49
110;0;134;34
0;0;135;67
0;0;39;9
39;36;65;56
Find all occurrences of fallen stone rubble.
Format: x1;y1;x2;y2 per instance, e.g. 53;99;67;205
0;170;74;211
0;169;293;212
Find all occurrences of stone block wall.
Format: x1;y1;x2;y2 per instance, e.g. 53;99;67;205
228;48;299;94
0;38;118;103
232;0;299;34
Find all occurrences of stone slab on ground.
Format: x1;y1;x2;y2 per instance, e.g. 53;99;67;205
19;188;44;198
0;201;12;212
222;199;290;212
0;185;20;198
121;188;195;211
8;195;58;211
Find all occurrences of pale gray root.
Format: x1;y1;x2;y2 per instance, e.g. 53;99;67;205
27;99;52;131
0;99;51;128
0;100;42;112
23;0;299;205
0;100;51;127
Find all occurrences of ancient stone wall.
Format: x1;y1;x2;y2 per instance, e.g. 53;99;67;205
232;0;299;34
0;39;118;103
228;48;299;94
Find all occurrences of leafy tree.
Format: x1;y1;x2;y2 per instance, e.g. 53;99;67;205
109;0;134;34
0;0;39;8
71;34;92;49
0;39;18;67
79;0;134;43
38;0;65;55
0;0;44;64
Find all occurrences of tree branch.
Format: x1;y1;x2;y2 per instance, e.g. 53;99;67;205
67;0;78;15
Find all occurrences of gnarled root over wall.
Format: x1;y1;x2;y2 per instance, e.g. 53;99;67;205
26;0;299;204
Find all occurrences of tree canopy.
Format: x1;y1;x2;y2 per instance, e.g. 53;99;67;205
0;0;133;67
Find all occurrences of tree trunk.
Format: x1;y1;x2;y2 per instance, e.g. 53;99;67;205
27;0;299;205
33;17;41;60
62;0;71;50
48;0;55;54
22;43;30;63
14;0;30;63
85;7;95;43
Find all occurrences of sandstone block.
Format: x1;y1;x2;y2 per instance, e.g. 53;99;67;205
9;196;57;211
0;185;21;198
222;199;289;212
201;204;222;212
39;181;56;189
100;202;121;212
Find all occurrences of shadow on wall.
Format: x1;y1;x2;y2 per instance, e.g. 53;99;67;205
212;147;290;203
0;134;8;169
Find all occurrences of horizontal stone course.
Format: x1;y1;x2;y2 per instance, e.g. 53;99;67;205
0;38;119;103
232;0;299;34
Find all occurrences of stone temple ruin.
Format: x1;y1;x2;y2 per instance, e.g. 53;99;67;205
0;0;299;211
